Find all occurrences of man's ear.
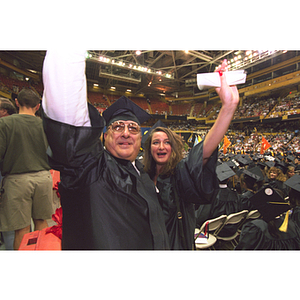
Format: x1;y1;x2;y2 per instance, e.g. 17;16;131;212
15;99;19;107
35;103;40;111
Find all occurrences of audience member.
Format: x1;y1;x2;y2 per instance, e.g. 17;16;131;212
0;97;16;117
209;163;242;237
265;166;288;196
0;88;54;250
239;166;265;210
0;97;17;249
286;165;295;179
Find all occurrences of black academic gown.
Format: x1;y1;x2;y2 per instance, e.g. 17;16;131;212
265;179;289;197
156;141;218;250
239;190;255;211
235;217;300;250
42;104;169;250
209;186;242;237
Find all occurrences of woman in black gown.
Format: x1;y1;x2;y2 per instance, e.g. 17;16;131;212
143;60;240;249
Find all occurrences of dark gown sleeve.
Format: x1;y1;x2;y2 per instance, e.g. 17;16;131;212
235;221;265;250
175;140;219;205
238;191;255;211
42;103;105;188
291;206;300;227
195;203;213;228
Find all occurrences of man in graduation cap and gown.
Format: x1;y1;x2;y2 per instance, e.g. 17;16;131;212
41;50;169;250
235;184;300;250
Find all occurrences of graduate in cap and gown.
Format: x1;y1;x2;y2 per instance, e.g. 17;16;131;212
41;50;169;250
235;184;300;250
284;174;300;226
142;59;240;249
239;166;265;211
209;163;242;237
265;166;288;197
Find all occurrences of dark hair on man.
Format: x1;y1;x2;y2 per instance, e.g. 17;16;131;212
143;127;184;179
0;97;17;115
17;88;41;108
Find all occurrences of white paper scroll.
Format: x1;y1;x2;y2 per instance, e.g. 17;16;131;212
197;70;247;90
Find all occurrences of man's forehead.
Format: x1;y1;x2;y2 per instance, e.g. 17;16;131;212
112;120;139;125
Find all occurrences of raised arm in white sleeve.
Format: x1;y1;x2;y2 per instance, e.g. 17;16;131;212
42;50;91;126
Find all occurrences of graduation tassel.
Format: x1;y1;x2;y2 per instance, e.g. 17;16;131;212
279;210;290;232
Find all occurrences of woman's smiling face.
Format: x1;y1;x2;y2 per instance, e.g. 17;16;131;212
150;131;172;165
269;170;278;179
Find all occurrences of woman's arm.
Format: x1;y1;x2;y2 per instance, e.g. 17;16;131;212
42;50;91;126
203;60;239;164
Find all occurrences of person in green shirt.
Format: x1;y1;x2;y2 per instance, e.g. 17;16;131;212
0;88;54;250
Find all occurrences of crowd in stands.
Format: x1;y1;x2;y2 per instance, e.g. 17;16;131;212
88;92;300;122
269;95;300;118
0;74;43;98
2;72;300;122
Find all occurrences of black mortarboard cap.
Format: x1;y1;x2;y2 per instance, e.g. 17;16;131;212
275;160;287;173
265;161;275;168
216;163;236;182
242;168;260;183
276;153;284;160
284;174;300;193
287;155;295;162
235;155;250;166
102;96;151;126
257;161;266;169
247;166;265;182
141;120;167;149
249;185;291;222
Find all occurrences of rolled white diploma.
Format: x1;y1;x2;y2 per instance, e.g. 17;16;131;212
42;50;91;127
197;70;247;90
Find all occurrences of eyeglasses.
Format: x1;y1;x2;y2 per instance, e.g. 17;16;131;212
109;121;141;135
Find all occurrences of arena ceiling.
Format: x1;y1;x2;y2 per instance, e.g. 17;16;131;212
0;50;298;100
